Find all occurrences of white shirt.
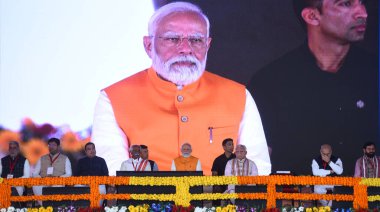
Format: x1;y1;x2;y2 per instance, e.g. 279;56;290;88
120;158;151;171
33;155;72;177
0;157;31;178
225;158;258;176
92;89;271;176
312;158;343;177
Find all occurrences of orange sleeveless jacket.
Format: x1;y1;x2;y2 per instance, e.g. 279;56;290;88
104;68;246;175
174;156;199;171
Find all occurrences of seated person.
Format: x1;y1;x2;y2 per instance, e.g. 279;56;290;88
0;141;31;196
75;142;109;206
140;145;159;171
312;144;343;206
32;138;72;205
120;145;151;171
171;143;202;171
354;142;379;178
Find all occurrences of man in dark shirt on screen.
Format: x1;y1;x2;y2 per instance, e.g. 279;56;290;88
248;0;378;175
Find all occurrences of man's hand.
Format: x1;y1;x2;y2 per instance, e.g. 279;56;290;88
322;154;330;163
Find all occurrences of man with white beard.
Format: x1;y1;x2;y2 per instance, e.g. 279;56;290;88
171;143;202;171
92;1;271;176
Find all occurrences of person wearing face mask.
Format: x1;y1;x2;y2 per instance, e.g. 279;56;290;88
171;143;201;171
354;142;379;178
91;1;270;176
120;145;151;171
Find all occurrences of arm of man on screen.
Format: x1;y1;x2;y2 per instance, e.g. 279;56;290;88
239;90;271;175
92;89;271;176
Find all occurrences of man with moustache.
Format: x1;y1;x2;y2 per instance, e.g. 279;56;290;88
120;145;151;171
0;141;31;196
354;142;380;178
171;143;201;171
140;145;159;171
248;0;378;175
92;1;270;176
32;138;72;205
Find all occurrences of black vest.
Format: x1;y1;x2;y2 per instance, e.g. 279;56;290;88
314;155;339;177
148;160;155;171
1;155;26;178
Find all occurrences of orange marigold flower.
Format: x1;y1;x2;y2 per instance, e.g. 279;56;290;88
21;138;49;165
60;131;89;152
0;130;20;153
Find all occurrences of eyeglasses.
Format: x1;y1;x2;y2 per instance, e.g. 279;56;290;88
154;35;208;49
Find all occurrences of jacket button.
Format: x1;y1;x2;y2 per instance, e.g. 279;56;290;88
177;95;184;102
181;116;188;122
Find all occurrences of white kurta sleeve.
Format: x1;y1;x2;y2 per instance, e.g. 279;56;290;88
224;160;232;176
238;89;271;175
61;157;72;177
329;158;343;175
22;159;31;178
171;160;176;171
311;159;330;177
196;160;202;171
33;159;42;178
92;91;130;176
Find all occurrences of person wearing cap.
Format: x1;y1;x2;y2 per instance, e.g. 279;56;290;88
120;145;151;171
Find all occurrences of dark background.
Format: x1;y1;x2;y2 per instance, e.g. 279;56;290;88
153;0;379;175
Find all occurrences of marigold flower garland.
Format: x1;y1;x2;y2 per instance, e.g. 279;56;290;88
360;178;380;187
0;175;375;209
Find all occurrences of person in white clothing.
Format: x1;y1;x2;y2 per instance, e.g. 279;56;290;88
120;145;151;171
32;138;72;205
0;141;31;196
171;143;202;171
91;1;271;176
312;144;343;207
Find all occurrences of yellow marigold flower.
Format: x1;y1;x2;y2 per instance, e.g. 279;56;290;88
46;206;53;212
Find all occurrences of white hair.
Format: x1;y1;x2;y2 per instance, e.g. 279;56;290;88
236;144;247;151
129;144;141;153
148;1;210;37
181;142;192;150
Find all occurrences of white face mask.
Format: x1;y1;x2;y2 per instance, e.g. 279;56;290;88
151;47;207;86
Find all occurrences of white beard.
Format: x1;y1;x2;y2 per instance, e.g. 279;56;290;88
151;49;207;86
